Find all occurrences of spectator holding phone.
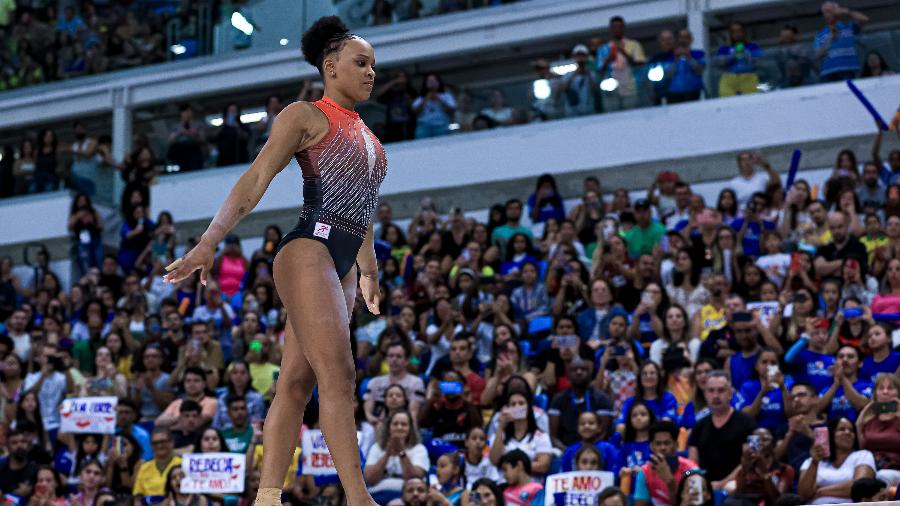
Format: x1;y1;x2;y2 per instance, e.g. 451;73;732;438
411;73;456;139
419;369;482;447
715;22;762;97
739;347;792;431
856;373;900;486
798;416;875;504
24;343;74;443
730;428;794;505
633;421;698;506
489;391;552;476
815;2;869;82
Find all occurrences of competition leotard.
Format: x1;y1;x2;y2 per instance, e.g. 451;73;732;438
275;96;388;279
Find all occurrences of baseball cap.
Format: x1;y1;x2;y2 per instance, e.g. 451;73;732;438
572;44;590;56
634;198;651;209
458;268;477;280
657;171;680;183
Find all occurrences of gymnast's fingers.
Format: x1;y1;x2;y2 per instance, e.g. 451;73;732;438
199;264;209;287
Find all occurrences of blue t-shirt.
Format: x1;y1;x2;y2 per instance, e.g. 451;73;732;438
560;441;621;476
618;440;652;469
616;393;679;425
730;219;775;258
860;353;900;384
527;193;565;224
666;50;706;93
825;380;873;422
815;22;860;77
737;378;793;431
679;393;746;430
730;351;759;392
790;349;835;393
716;43;763;74
636;313;659;348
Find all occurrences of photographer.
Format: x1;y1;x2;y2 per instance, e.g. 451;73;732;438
23;342;74;444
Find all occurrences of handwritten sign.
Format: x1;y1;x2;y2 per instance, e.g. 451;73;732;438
545;471;614;506
180;453;245;494
301;429;336;476
60;397;117;434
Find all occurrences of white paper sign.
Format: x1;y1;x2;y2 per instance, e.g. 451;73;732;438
59;397;117;434
180;453;246;494
301;429;336;476
747;301;781;328
544;471;615;506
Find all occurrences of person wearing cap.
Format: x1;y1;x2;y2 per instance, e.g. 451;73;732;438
624;198;666;259
597;16;647;112
558;43;599;117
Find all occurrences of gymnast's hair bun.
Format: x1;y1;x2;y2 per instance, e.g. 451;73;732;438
302;16;350;69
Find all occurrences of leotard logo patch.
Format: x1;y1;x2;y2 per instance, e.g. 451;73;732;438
313;222;332;239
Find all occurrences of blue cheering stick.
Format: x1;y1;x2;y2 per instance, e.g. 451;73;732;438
785;149;801;190
847;80;889;131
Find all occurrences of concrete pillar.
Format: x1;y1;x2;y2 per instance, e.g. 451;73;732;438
111;87;132;210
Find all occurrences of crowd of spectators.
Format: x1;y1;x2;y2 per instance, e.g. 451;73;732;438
0;0;218;92
2;107;900;506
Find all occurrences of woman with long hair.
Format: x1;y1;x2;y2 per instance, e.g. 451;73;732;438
14;390;50;452
105;432;144;495
363;410;428;501
666;248;705;319
861;50;893;78
212;361;266;430
30;466;67;506
66;460;106;506
798;416;875;503
650;304;698;367
164;466;209;506
616;361;677;434
481;337;536;407
716;188;739;226
412;73;456;139
488;390;553;476
856;374;900;486
872;258;900;323
163;16;387;506
54;433;106;490
528;174;566;224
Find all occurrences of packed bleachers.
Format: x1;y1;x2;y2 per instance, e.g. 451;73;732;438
2;2;900;506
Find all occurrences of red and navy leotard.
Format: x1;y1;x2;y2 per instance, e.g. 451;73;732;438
276;96;388;279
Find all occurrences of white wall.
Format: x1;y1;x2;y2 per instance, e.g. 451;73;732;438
151;75;899;220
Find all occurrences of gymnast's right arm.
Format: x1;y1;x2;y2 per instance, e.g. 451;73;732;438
163;103;319;285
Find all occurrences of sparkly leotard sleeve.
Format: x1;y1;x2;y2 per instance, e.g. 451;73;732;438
275;96;388;279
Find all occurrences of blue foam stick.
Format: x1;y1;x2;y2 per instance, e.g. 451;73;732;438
785;149;801;190
847;80;889;131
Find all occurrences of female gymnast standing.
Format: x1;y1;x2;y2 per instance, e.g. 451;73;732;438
163;16;386;506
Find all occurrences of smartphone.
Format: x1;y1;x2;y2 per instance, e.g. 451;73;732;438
249;340;263;353
814;426;830;459
613;345;627;356
747;435;761;453
732;311;753;323
641;292;654;305
767;365;779;383
790;252;802;273
841;307;863;318
439;381;464;395
115;435;124;455
688;475;704;506
469;491;482;506
665;455;679;473
874;401;898;414
508;405;528;420
557;335;579;349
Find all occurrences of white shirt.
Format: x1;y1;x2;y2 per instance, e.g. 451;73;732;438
24;371;68;430
756;253;791;288
464;455;500;488
729;171;770;207
364;443;429;494
10;331;30;361
489;430;553;462
800;450;876;504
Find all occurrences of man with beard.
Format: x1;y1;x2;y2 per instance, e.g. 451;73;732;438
856;161;886;212
815;211;869;277
618;253;658;312
491;199;533;258
0;428;39;497
386;478;429;506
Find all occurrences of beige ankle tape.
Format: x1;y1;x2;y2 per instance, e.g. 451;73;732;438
254;487;283;506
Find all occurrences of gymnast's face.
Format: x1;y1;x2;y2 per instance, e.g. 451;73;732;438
324;38;376;102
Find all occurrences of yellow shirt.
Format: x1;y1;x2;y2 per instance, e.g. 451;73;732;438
699;304;727;341
133;456;182;497
253;444;301;488
861;235;889;264
250;362;280;401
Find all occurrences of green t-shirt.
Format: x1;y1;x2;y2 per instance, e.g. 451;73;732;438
491;224;534;257
222;424;254;454
73;339;97;374
624;221;666;258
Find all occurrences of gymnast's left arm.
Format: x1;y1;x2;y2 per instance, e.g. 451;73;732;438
357;222;381;314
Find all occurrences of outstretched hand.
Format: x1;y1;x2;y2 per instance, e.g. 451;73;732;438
163;241;216;286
